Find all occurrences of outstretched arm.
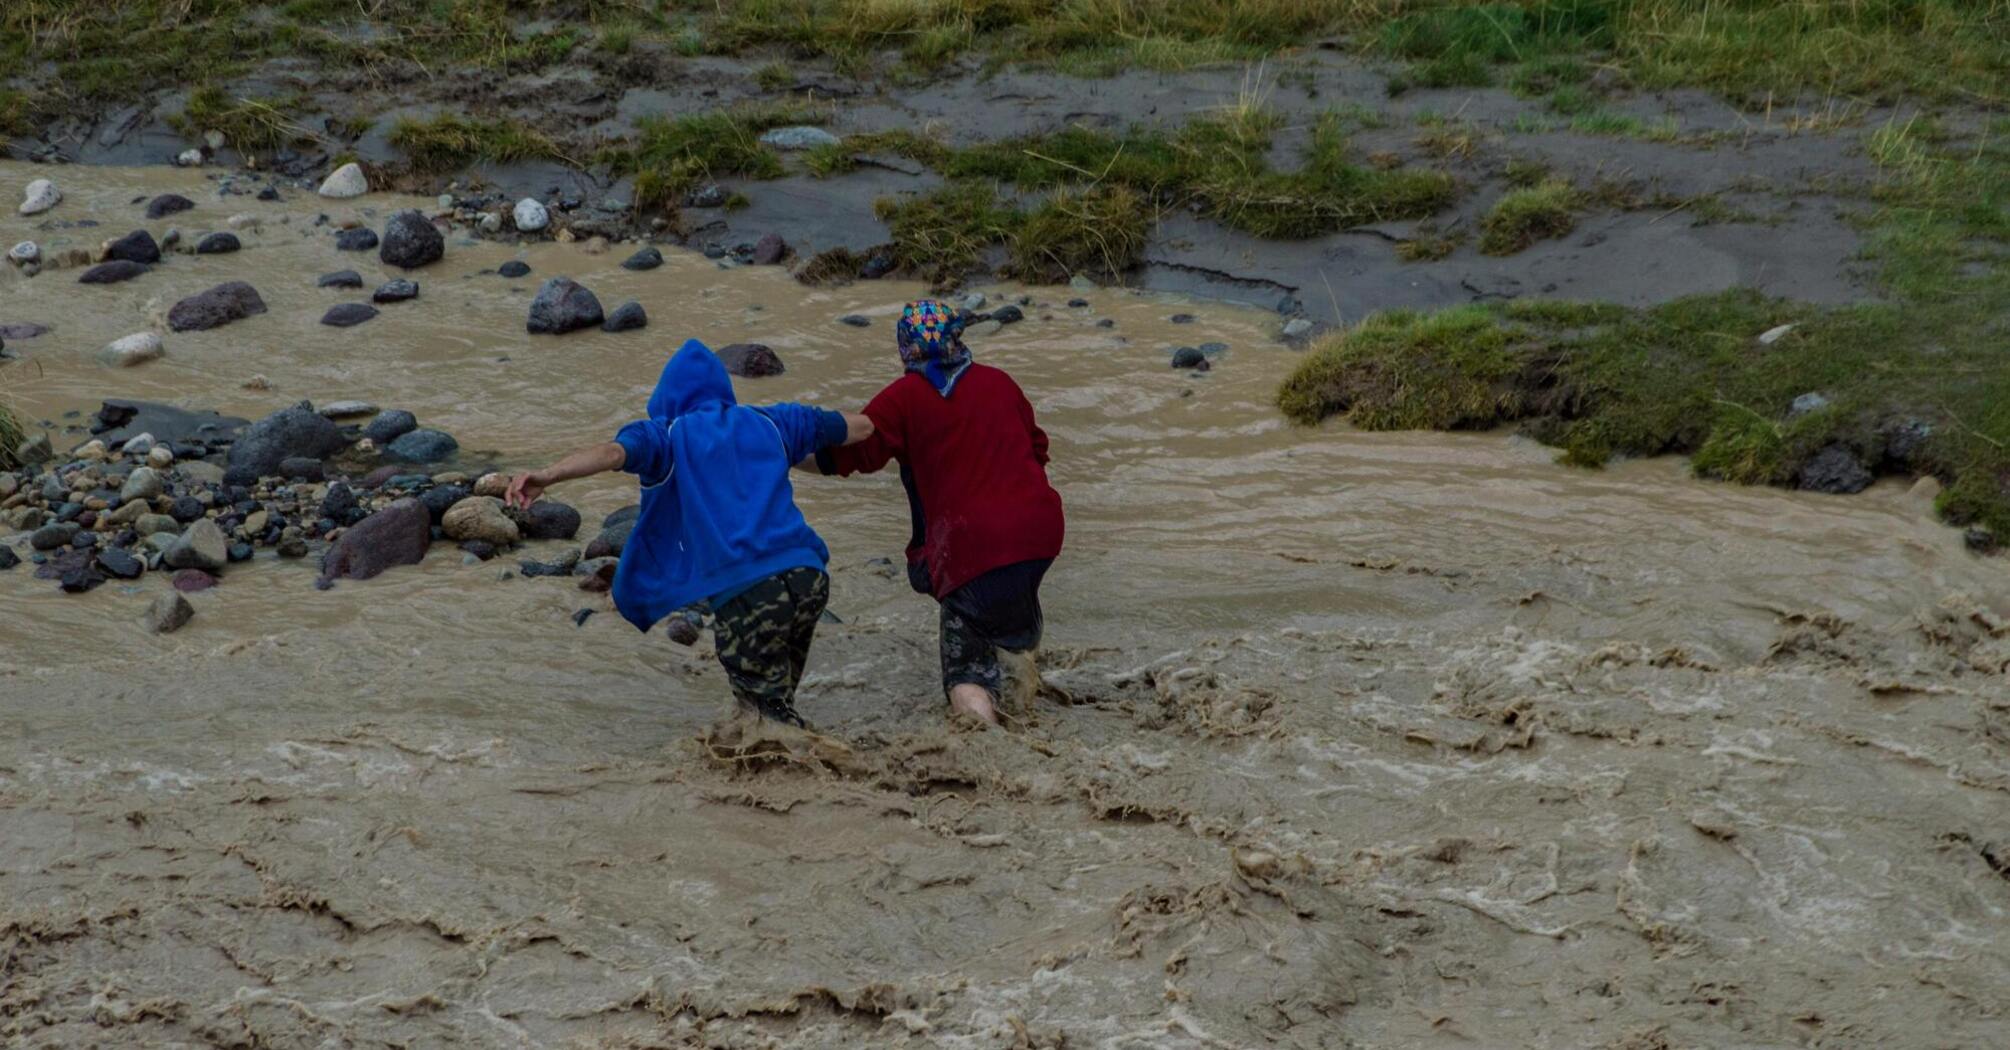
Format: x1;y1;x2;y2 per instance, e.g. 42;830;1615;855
507;442;627;508
793;412;875;471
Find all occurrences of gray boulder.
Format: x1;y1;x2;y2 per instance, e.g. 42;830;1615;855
195;232;241;255
318;498;432;583
226;403;346;478
522;500;581;540
601;300;647;332
145;592;195;633
144;194;195;219
321;303;379;327
379;210;444;269
164;518;228;572
1797;445;1874;495
168;281;267;332
526;277;604;334
362;409;418;445
318;269;364;288
717;343;783;377
383;428;458;464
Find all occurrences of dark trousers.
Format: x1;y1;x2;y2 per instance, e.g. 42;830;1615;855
711;567;829;726
939;559;1051;697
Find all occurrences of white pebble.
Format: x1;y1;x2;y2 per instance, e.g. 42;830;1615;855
318;162;369;199
18;178;60;216
7;240;37;265
99;332;165;368
512;197;550;232
176;148;205;167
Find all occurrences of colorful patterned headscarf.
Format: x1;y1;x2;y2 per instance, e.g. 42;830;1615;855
895;299;973;397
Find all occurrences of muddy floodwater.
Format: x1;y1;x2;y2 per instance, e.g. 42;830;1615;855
4;166;2009;1049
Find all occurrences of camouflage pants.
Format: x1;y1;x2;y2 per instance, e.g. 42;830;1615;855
712;567;829;726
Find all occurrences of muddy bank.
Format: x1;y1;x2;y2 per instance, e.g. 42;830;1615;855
4;164;2009;1047
7;46;1894;326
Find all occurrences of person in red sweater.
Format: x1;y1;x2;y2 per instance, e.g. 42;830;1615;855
818;299;1065;726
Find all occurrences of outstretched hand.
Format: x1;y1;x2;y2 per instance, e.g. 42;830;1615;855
505;473;545;510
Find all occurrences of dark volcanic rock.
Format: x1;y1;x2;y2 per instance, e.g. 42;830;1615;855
321;303;379;327
227;402;347;479
379;210;444;269
169;495;205;523
498;260;531;278
95;547;143;579
195;232;241;255
277;456;325;481
318;498;431;584
318;269;364;289
373;278;419;303
79;260;149;284
384;428;458;464
603;504;639;530
621;246;663;271
145;592;194;633
838;314;871;327
321;482;359;520
335;227;379;251
459;540;498;560
991;304;1025;324
60;554;107;593
1797;445;1875;495
664;613;702;646
419;483;470;523
751;233;788;265
526;277;604;334
92;398;246;448
601;300;647;332
717;343;783;378
1171;346;1208;370
31;521;79;550
145;194;195;219
105;229;162;265
0;547;18;570
172;568;218;593
584;520;634;560
522;500;581;540
363;409;418;445
168;281;267;332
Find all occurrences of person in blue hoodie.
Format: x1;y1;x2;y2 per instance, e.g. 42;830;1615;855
506;339;873;726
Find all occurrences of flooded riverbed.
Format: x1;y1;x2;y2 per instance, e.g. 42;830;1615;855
4;165;2008;1048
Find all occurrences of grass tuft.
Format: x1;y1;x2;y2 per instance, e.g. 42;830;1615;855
875;182;1022;288
601;104;813;207
388;113;564;174
1008;184;1151;283
170;85;306;154
1479;179;1578;255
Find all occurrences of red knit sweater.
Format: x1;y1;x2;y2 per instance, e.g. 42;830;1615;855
822;363;1064;599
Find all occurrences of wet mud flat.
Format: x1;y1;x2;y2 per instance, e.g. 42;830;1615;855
4;165;2010;1048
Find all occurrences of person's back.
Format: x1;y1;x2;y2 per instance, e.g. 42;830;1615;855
509;339;872;726
820;300;1064;725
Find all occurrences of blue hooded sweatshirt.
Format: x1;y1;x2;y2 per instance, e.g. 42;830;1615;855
610;339;846;631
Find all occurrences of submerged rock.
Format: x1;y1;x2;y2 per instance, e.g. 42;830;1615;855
145;193;196;219
751;233;789;265
320;303;379;327
526;277;604;334
379;210;444;269
145;592;195;633
195;231;241;255
98;333;165;368
318;269;364;288
522;500;581;541
621;246;663;271
319;498;430;583
78;260;149;284
168;281;267;332
373;278;420;304
601;300;647;332
717;343;783;378
498;260;531;278
584;520;634;560
335;227;379;251
759;126;840;151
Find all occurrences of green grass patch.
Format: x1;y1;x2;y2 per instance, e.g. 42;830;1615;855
1279;105;2010;537
1479;179;1578;255
0;400;22;472
600;104;813;208
1008;184;1151;283
170;85;307;154
388;113;564;173
874;182;1023;288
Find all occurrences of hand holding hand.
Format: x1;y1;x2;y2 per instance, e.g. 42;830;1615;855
505;472;545;510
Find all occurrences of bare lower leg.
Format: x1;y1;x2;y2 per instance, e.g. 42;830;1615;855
947;683;999;726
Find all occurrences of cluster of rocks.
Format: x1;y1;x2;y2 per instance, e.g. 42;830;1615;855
0;398;580;604
8;194;268;283
526;277;646;336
